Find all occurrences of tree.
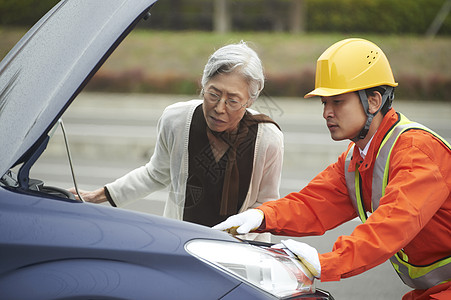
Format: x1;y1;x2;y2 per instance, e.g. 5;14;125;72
290;0;306;33
213;0;231;33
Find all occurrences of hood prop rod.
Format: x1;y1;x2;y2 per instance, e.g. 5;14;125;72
58;119;84;202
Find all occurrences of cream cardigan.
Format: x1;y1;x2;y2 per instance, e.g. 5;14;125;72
106;100;284;239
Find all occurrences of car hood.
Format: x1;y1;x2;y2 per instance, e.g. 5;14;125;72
0;0;157;177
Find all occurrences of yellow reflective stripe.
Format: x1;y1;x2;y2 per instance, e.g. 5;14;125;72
391;260;401;273
379;113;451;201
377;113;413;157
382;130;405;196
354;170;367;223
382;160;390;202
432;131;451;149
378;114;414;197
438;279;451;285
410;258;451;280
394;252;451;280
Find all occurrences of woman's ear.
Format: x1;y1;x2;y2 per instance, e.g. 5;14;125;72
368;91;382;114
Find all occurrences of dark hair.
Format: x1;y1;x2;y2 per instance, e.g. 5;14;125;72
365;86;394;115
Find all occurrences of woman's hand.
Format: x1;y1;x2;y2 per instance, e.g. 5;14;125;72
68;187;107;204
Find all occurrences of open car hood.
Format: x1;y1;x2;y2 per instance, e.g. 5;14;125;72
0;0;158;177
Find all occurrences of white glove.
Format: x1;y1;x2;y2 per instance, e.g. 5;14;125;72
281;239;321;278
212;209;264;235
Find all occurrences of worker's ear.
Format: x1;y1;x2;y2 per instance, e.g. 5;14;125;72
368;91;382;114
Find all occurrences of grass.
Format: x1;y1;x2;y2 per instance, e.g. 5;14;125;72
1;28;450;99
98;30;451;79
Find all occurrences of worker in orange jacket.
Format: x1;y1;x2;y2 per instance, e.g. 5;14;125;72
213;38;451;300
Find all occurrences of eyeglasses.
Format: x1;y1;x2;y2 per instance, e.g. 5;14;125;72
203;91;248;111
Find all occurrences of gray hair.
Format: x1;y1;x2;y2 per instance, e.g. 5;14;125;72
201;41;265;104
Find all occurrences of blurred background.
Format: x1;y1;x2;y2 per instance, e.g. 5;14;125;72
1;1;450;299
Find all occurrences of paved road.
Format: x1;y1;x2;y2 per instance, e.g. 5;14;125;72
32;92;451;299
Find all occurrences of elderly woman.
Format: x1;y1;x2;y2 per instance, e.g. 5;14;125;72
72;42;283;240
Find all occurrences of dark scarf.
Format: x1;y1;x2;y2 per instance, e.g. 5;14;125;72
208;111;281;215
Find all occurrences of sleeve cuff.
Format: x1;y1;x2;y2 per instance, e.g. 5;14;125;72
104;186;117;207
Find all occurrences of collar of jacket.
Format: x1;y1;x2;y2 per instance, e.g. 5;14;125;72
348;108;399;173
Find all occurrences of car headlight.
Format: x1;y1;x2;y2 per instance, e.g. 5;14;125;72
185;239;314;299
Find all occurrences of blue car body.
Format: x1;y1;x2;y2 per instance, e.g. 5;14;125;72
0;186;248;299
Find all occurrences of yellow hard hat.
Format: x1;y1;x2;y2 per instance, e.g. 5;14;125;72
305;38;398;98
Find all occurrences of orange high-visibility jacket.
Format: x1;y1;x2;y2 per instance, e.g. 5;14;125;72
258;109;451;287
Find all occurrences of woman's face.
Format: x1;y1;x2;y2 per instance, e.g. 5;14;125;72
202;71;250;133
321;92;367;141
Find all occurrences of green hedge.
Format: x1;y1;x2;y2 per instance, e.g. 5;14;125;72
0;0;59;26
145;0;451;35
306;0;451;35
1;0;450;35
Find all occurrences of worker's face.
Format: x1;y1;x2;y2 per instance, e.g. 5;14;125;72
321;92;367;141
202;71;250;133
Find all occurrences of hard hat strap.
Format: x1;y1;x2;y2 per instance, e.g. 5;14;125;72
351;87;394;142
